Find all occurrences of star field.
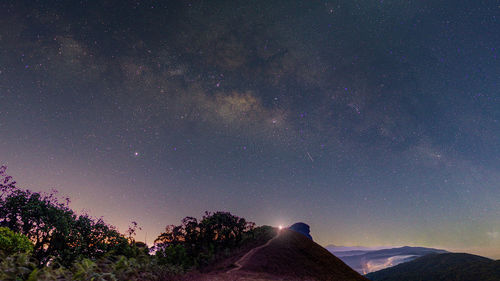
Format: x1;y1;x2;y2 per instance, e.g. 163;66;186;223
0;0;499;258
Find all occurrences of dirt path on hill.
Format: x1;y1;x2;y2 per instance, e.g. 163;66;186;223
226;232;281;274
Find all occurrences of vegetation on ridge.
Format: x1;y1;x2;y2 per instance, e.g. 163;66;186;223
0;166;274;280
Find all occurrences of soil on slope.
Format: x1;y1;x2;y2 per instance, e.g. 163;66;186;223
182;229;368;280
238;229;368;281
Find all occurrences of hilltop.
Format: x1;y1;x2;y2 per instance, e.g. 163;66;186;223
184;227;368;281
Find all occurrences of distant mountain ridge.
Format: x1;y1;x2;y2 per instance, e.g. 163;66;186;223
326;245;391;252
365;253;500;281
327;246;448;274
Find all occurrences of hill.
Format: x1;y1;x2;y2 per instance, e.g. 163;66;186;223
228;228;368;280
365;253;500;281
184;228;368;280
332;246;448;274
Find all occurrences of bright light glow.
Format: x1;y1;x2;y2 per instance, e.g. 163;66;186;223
278;225;283;230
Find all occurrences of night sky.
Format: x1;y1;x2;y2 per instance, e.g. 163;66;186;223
1;1;499;258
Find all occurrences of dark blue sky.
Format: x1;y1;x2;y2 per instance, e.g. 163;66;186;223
1;0;499;258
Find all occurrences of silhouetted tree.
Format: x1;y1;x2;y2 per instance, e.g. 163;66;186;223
154;211;254;269
0;166;137;266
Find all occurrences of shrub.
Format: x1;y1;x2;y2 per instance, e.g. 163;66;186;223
156;244;192;270
0;252;37;281
0;227;33;257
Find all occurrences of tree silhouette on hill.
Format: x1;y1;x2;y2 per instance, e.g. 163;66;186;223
154;211;256;269
0;166;139;266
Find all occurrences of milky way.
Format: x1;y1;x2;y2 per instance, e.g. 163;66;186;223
0;0;499;258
